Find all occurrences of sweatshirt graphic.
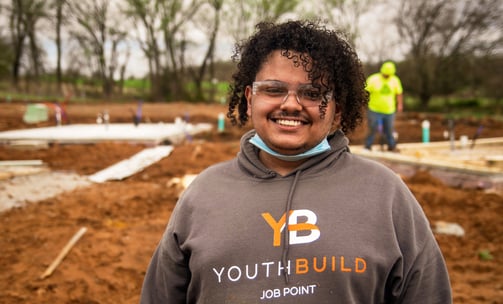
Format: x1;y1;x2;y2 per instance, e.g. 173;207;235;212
140;130;452;303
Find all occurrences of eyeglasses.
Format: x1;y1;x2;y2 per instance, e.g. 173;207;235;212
251;80;332;107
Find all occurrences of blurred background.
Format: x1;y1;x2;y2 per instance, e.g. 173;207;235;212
0;0;501;118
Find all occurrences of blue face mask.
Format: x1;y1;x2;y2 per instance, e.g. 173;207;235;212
249;134;331;162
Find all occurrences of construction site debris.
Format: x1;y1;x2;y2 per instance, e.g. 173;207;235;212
168;174;198;197
23;103;49;124
40;227;88;280
88;145;174;183
433;221;465;237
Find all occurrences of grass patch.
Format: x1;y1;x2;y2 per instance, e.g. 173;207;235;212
405;96;503;120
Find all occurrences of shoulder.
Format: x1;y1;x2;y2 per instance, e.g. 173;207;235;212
390;75;403;85
343;152;402;182
366;73;381;82
345;153;428;222
188;159;238;187
366;73;382;88
170;159;239;217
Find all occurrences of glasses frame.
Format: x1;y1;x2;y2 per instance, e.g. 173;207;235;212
251;80;332;108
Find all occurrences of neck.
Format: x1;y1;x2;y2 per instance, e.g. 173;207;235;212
258;150;305;176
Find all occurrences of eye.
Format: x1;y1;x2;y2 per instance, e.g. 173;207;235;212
300;88;322;101
262;85;288;96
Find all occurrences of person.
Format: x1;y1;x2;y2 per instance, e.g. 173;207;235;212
364;61;403;152
140;20;451;303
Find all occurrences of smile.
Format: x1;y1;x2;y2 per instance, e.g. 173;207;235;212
276;119;303;127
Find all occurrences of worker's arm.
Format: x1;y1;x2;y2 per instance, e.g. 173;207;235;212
396;94;403;113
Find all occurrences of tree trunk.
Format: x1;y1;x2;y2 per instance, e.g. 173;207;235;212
56;0;64;91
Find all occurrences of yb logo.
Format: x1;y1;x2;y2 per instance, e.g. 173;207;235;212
262;209;320;247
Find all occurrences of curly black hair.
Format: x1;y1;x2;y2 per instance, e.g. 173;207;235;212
227;20;368;134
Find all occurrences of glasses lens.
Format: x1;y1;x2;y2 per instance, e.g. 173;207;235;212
298;86;323;106
254;81;287;102
252;81;327;107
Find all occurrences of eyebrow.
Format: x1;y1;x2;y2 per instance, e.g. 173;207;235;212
257;80;313;86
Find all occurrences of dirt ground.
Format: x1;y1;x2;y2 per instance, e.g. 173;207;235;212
0;101;502;303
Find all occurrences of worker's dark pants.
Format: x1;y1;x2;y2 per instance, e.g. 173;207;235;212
365;110;396;150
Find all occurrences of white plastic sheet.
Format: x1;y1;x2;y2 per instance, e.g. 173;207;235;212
89;145;174;183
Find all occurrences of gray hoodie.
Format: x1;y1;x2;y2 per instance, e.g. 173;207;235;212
140;130;452;303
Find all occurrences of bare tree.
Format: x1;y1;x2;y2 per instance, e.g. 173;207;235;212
48;0;68;91
0;1;13;79
300;0;374;48
395;0;503;108
124;0;204;101
223;0;300;44
5;0;29;88
123;0;164;100
23;0;47;86
0;34;12;79
68;0;128;97
117;47;131;95
158;0;204;100
189;0;223;102
5;0;49;89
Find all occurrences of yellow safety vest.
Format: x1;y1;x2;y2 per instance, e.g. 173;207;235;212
366;73;403;114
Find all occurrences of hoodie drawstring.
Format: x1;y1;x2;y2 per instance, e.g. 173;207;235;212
282;170;301;284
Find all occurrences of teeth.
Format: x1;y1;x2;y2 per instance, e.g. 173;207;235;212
277;119;302;127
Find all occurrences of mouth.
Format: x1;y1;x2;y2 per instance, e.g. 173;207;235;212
275;119;303;127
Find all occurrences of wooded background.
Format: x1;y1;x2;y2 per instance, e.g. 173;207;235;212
0;0;501;110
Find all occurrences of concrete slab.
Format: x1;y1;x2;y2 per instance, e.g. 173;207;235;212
0;145;176;212
0;122;213;145
0;171;91;212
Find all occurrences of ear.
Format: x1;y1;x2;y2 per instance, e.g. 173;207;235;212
334;103;342;120
245;85;253;117
331;103;343;132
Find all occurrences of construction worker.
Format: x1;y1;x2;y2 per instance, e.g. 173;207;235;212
364;61;403;152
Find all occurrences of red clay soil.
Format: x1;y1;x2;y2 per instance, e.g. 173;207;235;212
0;101;501;303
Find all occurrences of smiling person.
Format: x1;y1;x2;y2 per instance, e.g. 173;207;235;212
140;20;452;303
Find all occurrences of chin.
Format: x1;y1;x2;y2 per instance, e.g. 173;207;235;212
272;142;307;154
